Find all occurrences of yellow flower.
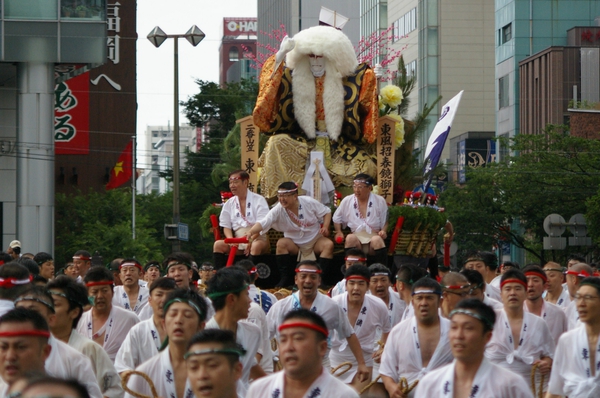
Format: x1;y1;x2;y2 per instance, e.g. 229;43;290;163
373;185;380;195
388;114;405;149
380;85;403;108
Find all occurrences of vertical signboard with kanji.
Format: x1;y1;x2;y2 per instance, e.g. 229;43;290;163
54;71;90;154
237;116;258;193
377;115;396;204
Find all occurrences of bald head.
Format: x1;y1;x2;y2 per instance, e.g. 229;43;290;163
566;262;594;297
441;272;469;287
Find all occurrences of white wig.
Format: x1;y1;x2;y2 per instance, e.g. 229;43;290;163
286;26;358;77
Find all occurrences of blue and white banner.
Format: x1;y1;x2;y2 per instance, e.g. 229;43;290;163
423;90;464;176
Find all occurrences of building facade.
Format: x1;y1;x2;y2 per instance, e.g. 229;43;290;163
495;0;600;151
0;0;110;253
219;18;258;85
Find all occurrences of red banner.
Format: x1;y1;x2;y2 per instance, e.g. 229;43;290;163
54;72;90;154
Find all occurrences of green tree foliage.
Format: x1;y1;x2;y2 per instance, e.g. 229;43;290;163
55;189;163;267
440;125;600;263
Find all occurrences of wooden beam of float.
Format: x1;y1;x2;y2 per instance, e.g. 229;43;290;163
236;116;259;193
377;115;396;204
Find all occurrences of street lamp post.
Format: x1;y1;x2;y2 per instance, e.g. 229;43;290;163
148;25;205;252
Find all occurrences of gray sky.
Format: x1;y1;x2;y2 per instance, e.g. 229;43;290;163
136;0;257;158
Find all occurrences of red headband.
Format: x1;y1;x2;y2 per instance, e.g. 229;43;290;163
500;278;528;289
278;322;329;338
346;275;370;283
73;255;91;261
0;330;50;338
0;275;32;289
566;270;591;278
525;271;547;283
345;257;367;262
119;262;143;271
85;281;114;287
295;268;322;274
442;284;470;290
248;267;257;274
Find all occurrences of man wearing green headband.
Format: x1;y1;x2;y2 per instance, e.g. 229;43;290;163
416;299;533;397
124;289;208;398
185;329;244;398
548;277;600;398
205;267;265;396
15;287;104;398
163;252;195;289
47;275;122;398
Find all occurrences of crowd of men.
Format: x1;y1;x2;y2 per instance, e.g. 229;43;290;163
0;171;598;398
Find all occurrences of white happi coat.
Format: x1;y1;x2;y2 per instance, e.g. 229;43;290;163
415;358;534;398
267;292;354;341
485;309;555;387
485;283;502;301
124;349;193;398
258;196;331;246
205;317;261;397
548;325;600;397
379;316;453;397
220;190;270;231
332;192;387;234
524;300;568;344
115;317;162;373
372;290;406;380
77;305;141;362
112;285;149;315
246;367;359;398
330;278;346;297
248;284;277;314
69;330;123;398
330;293;391;382
47;335;103;398
565;300;582;330
545;285;571;309
245;302;274;373
400;301;414;321
483;295;503;310
137;302;153;321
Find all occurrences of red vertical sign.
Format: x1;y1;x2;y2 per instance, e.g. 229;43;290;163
54;72;90;154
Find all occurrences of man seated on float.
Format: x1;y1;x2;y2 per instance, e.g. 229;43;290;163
213;170;270;270
333;173;388;265
247;182;333;287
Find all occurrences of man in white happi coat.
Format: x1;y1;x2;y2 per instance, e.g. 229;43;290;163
247;181;333;287
72;250;92;282
213;170;270;270
522;265;568;345
416;299;533;398
463;252;501;301
333;173;388;265
76;267;140;362
394;264;428;322
115;277;177;373
14;288;104;398
461;269;504;310
205;267;266;396
330;264;391;391
248;309;359;398
185;329;244;398
235;259;277;314
380;278;453;398
266;261;370;383
367;263;405;390
124;289;208;398
47;275;122;397
439;272;471;319
485;269;554;390
143;260;162;286
112;258;149;316
547;276;600;398
543;261;570;309
0;308;51;396
564;263;594;330
330;248;367;297
0;262;32;317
